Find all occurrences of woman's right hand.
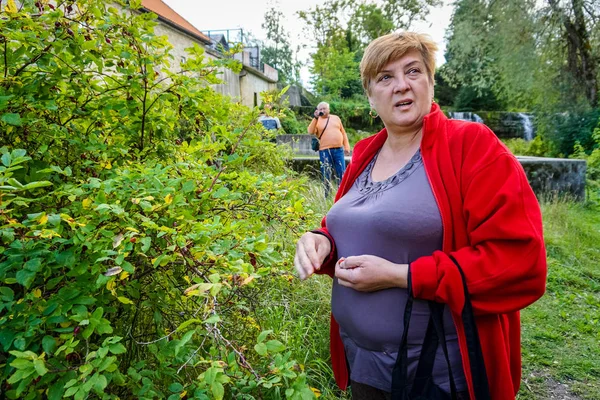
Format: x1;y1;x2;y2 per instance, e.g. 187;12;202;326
294;232;331;280
313;109;320;118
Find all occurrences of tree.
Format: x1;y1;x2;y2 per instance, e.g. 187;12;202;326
299;0;442;99
443;0;599;111
260;5;300;84
546;0;598;107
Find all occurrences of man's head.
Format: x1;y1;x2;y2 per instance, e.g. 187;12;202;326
316;102;330;118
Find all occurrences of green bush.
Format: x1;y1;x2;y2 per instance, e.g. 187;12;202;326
502;136;556;157
0;2;317;399
280;109;312;134
571;122;600;199
535;109;600;157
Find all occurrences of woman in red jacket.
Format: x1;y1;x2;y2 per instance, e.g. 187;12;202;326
294;31;546;400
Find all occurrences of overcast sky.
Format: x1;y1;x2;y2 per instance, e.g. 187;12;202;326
163;0;454;86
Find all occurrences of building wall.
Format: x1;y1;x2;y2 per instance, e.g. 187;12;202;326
240;69;277;108
152;23;241;100
112;3;277;107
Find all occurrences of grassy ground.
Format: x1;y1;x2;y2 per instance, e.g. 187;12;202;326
258;180;600;399
518;199;600;399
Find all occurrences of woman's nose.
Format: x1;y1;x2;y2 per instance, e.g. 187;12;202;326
393;76;410;93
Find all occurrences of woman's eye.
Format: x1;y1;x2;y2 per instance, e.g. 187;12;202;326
378;74;391;82
407;68;420;75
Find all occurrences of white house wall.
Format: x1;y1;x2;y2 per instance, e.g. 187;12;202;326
152;23;241;100
240;70;277;108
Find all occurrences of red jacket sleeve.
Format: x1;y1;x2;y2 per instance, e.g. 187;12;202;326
411;151;547;316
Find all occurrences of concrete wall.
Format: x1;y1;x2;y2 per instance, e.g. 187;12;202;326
152;24;240;100
518;157;587;200
276;134;315;155
240;69;277;108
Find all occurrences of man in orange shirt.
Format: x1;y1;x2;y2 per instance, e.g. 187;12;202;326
308;102;351;197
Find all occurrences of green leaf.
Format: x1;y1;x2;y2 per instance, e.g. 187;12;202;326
203;314;221;324
204;367;217;385
1;113;22;126
117;296;134;305
42;336;57;355
24;258;42;272
64;386;79;397
140;237;151;252
91;307;104;319
257;330;272;343
20;181;53;191
33;359;48;376
211;381;224;400
1;152;11;167
48;381;65;400
169;382;183;393
109;343;126;354
182;180;196;192
174;330;194;356
254;342;267;356
266;340;285;353
175;318;202;333
65;379;78;389
7;367;33;384
15;270;36;288
93;374;108;393
10;358;31;370
96;356;116;372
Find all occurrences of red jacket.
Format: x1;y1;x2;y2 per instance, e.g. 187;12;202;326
315;103;547;400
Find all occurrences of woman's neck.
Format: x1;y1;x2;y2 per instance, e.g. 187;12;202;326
384;126;423;153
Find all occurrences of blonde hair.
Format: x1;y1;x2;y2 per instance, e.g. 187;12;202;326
360;31;438;94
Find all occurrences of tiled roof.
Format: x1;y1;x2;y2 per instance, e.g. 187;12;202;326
141;0;211;44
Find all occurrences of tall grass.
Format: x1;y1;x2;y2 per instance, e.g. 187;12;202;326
518;198;600;399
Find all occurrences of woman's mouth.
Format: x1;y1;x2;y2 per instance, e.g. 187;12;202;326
395;100;413;107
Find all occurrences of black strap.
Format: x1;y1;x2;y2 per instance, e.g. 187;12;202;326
317;116;330;140
428;303;458;399
392;270;414;397
409;311;439;394
400;291;458;399
393;258;493;400
447;255;492;400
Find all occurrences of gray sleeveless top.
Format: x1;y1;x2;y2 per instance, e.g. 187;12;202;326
326;150;467;392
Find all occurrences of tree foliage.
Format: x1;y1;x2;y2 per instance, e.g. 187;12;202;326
260;6;301;85
443;0;599;111
0;1;317;399
298;0;440;99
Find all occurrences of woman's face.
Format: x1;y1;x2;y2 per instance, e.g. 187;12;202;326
368;50;434;133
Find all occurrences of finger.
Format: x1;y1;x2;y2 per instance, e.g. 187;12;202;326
340;255;361;269
293;253;307;280
306;238;326;271
336;275;354;289
335;263;352;282
295;242;315;280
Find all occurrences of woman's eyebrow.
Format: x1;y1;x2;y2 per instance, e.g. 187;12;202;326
403;60;421;68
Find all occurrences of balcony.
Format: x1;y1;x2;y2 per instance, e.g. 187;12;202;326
202;29;278;82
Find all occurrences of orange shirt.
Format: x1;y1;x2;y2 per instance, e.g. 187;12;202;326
307;115;350;152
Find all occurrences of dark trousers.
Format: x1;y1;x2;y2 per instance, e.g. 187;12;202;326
319;147;346;197
350;381;471;400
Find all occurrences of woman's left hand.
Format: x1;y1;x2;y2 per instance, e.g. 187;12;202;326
335;255;408;292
